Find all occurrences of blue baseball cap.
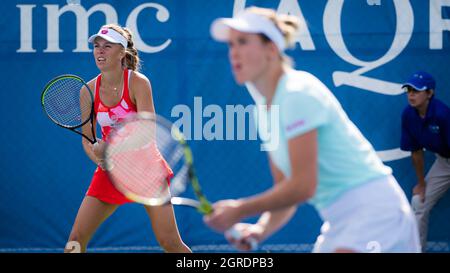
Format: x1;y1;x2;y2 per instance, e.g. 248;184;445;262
402;71;436;91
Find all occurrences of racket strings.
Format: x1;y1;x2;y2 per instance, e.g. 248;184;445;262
106;117;192;204
106;120;172;202
110;147;170;199
156;129;190;197
43;78;92;127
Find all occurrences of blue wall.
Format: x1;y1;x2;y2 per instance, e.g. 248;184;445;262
0;0;449;252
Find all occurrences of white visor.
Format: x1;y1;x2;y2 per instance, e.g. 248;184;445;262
210;10;286;52
88;27;128;48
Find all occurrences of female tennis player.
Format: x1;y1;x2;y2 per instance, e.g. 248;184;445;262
204;7;420;253
64;24;191;253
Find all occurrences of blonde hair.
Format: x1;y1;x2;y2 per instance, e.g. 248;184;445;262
246;7;300;67
102;24;141;71
246;7;300;49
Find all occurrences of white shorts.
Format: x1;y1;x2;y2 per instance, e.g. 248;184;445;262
313;175;421;253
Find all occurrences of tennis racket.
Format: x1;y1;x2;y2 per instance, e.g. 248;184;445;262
41;74;96;144
104;111;258;250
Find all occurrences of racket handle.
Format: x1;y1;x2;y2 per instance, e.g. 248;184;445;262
225;227;258;251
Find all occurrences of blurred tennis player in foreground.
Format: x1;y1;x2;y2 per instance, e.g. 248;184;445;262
65;24;191;253
204;7;420;253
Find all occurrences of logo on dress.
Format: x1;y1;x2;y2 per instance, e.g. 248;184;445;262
428;124;440;134
286;119;306;132
109;114;119;127
121;100;129;110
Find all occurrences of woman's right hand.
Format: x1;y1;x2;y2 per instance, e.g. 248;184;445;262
91;139;106;169
225;223;264;251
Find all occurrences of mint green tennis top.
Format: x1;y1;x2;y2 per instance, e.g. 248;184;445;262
252;69;391;210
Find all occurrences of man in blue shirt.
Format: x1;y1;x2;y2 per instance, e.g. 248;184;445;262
400;71;450;252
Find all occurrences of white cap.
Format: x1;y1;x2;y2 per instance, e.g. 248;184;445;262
210;10;286;52
88;27;128;48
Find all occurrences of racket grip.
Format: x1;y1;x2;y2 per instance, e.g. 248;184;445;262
93;138;102;146
225;227;258;251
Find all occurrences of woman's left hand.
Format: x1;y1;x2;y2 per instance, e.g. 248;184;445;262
203;199;244;232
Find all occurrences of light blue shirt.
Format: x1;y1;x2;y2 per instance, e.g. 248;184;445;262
252;70;391;210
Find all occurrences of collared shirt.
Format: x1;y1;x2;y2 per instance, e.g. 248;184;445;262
400;98;450;158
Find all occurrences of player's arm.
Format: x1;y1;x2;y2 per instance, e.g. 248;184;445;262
130;72;155;113
81;121;100;165
238;129;317;218
254;157;298;241
80;81;101;166
205;93;320;232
